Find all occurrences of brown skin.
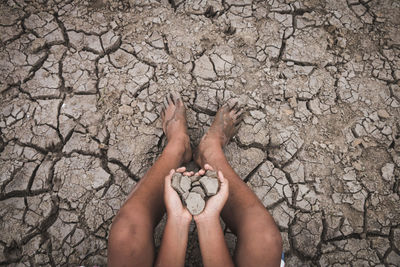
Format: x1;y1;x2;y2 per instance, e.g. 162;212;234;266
155;166;232;267
154;167;192;267
194;100;283;267
107;94;283;267
194;166;234;267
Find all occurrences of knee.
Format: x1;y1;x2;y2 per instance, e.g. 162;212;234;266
260;225;283;253
256;211;283;251
109;206;153;249
110;207;151;239
108;208;153;265
242;209;283;254
235;216;283;267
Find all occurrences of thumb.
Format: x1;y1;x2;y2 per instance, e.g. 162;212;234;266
164;169;175;191
217;171;229;196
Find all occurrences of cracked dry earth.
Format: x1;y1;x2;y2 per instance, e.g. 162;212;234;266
0;0;400;266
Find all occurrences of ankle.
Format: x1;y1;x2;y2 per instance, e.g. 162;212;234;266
167;132;189;143
164;135;190;158
197;144;225;167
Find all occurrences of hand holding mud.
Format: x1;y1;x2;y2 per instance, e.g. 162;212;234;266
164;164;229;221
163;167;193;222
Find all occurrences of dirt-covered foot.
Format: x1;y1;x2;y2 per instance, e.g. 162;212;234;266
161;92;192;163
194;99;243;167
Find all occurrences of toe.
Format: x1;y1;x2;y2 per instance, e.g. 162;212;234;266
229;104;242;118
233;108;243;118
220;102;229;111
163;96;170;109
234;125;241;134
229;100;239;111
235;116;243;126
171;92;181;105
168;93;175;105
226;98;239;111
233;109;244;125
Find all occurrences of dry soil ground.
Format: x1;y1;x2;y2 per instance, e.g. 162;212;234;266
0;0;400;266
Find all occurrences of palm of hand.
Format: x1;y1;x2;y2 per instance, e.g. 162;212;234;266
194;165;229;221
164;168;192;221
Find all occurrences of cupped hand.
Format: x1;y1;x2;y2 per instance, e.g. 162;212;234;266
164;167;193;222
193;164;229;223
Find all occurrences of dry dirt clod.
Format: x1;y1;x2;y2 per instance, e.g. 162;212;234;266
190;175;201;183
199;176;219;196
171;172;184;195
192;180;201;187
180;175;191;193
205;170;218;178
191;186;206;198
184;192;205;215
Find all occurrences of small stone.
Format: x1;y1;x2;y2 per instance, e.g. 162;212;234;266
352;161;363;171
381;163;395;181
118;105;133;115
249;110;265;120
343;170;356;181
30;38;46;53
199;176;219;196
179;175;191;193
382;126;392;135
377;109;390;119
143;111;157;123
352;138;363;147
191;186;206;198
110;21;118;29
185;192;205;215
288;97;297;108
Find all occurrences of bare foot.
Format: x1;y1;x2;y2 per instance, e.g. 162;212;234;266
194;99;243;167
161;92;192;163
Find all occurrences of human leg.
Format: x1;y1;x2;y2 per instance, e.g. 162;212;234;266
108;93;191;267
194;101;283;267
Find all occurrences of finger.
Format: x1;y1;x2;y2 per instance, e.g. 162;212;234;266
217;170;224;183
195;169;205;176
218;171;229;190
218;171;229;195
183;171;194;176
204;164;214;170
176;166;186;173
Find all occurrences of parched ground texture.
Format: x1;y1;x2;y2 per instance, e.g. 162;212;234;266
0;0;400;266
